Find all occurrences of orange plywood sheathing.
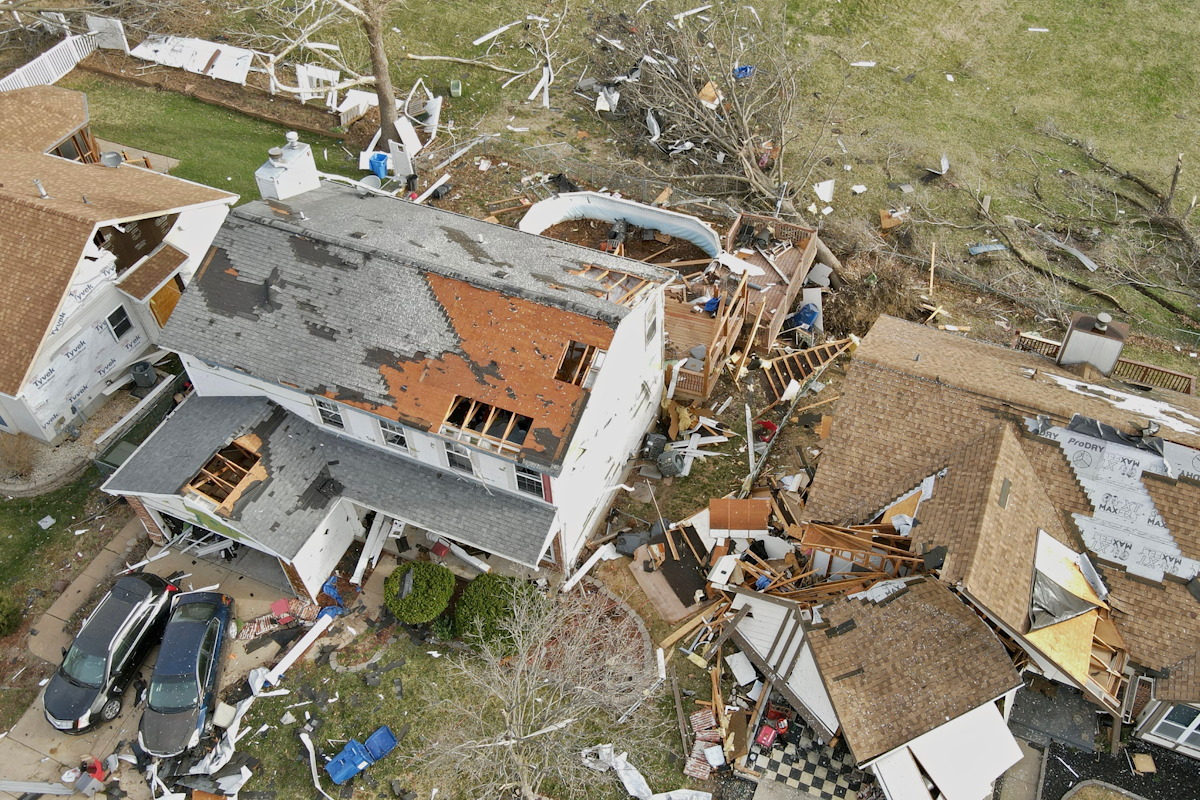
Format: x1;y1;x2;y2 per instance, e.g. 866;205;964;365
709;498;772;532
332;276;615;464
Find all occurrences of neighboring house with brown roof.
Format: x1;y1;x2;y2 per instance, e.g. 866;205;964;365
805;315;1200;761
727;577;1023;800
104;133;674;598
0;85;235;444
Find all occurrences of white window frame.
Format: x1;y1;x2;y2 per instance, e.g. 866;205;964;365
514;464;543;498
107;306;133;340
1152;704;1200;750
445;440;474;474
378;418;408;450
314;397;345;429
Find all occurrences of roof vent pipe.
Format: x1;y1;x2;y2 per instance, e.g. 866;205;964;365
99;151;123;168
267;146;284;165
285;131;301;149
1094;312;1112;332
32;179;48;198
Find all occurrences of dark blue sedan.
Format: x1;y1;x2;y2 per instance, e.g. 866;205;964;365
138;592;235;758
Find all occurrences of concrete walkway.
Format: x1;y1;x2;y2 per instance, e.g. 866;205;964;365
998;738;1045;800
5;520;294;799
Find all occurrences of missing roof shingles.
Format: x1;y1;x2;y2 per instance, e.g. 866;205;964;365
825;619;858;637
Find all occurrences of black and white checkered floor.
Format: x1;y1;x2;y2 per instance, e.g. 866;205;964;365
750;720;867;799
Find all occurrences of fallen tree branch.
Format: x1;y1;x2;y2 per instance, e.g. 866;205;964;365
404;53;525;75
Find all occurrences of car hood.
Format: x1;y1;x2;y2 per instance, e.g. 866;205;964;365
140;707;201;757
43;673;98;722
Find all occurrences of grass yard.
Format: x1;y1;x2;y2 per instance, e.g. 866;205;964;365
777;0;1200;342
59;74;357;204
239;630;697;800
0;468;132;730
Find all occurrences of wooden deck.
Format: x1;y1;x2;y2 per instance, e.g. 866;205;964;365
664;297;719;354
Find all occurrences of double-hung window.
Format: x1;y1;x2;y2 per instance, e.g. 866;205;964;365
379;419;408;450
314;397;344;429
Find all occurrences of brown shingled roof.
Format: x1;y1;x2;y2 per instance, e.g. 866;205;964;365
0;86;234;395
807;578;1021;764
0;85;87;153
117;242;188;300
805;316;1200;702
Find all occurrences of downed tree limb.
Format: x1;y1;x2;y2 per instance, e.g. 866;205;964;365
404;53;525;75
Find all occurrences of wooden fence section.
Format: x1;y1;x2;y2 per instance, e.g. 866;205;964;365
1016;333;1194;394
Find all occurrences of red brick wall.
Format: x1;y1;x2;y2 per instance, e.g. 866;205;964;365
126;497;168;545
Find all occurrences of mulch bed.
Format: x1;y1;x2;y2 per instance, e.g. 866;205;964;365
1042;739;1200;800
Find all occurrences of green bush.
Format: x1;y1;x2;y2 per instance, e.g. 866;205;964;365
429;613;456;641
454;573;535;644
383;561;455;624
0;591;23;637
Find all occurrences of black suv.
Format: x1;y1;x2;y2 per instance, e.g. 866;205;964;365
43;572;177;733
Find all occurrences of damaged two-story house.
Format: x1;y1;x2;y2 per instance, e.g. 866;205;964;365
0;85;235;444
103;134;674;598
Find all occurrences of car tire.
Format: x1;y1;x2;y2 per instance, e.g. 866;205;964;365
99;697;122;722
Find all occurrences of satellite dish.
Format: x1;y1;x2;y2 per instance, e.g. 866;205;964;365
356;174;382;196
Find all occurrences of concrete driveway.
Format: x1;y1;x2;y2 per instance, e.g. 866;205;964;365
2;520;293;799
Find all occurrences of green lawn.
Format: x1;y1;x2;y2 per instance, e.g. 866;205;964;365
59;74;357;205
239;633;692;800
0;468;106;588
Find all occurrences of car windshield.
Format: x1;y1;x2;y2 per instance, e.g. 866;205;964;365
147;674;199;713
61;643;106;688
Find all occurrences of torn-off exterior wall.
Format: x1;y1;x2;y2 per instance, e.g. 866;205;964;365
549;289;665;566
519;191;723;256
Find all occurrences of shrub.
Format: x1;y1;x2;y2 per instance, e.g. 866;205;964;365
383;561;454;624
454;573;536;645
0;433;39;480
429;613;456;641
0;592;23;637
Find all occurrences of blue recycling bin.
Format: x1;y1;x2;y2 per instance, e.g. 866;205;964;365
369;152;389;180
325;725;398;785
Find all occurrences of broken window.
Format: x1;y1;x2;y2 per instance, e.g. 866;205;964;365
379;419;408;450
445;441;474;473
441;396;532;453
314;397;345;429
107;306;133;340
1153;705;1200;750
568;264;653;307
186;440;260;505
554;341;606;388
514;464;543;497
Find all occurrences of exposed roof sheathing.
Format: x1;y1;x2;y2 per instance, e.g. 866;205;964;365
162;183;671;471
709;498;772;531
807;578;1020;764
0;85;234;396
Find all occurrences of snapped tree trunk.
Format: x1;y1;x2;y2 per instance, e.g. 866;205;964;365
363;11;399;149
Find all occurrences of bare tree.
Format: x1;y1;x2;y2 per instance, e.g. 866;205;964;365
592;3;843;269
413;584;664;800
231;0;402;146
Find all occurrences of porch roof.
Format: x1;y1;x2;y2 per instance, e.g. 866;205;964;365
104;395;556;566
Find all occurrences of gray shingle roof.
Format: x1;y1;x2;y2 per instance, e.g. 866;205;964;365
105;395;556;565
103;395;274;497
159;181;673;471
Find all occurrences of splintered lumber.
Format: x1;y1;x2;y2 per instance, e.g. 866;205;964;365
759;338;853;407
704;605;750;663
671;669;690;755
659;600;728;649
665;527;681;561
